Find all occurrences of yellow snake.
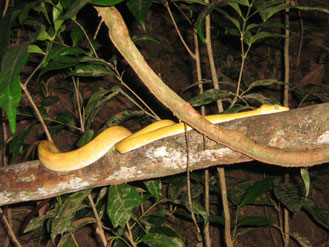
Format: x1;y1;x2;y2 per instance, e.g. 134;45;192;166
38;104;289;172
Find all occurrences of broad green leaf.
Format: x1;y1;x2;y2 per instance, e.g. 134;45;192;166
42;45;86;67
173;0;207;5
227;2;243;19
140;233;184;247
60;0;75;9
0;43;29;93
239;177;274;207
107;184;143;228
243;93;280;105
18;1;41;24
195;1;218;42
274;182;305;213
132;34;159;44
77;129;94;147
150;226;180;238
184;200;209;224
189;89;233;106
144;179;162;202
28;45;45;54
90;0;124;5
227;0;249;6
303;199;329;230
236;216;272;227
84;86;121;129
244;79;285;93
8;125;31;162
66;64;115;77
216;7;241;32
38;56;84;80
0;75;21;133
126;0;153;31
53;2;65;34
300;168;310;197
263;3;289;21
246;22;286;32
60;0;92;20
246;31;285;45
101;110;145;132
55;110;76;127
208;215;225;225
289;232;312;247
70;26;84;46
51;190;91;242
253;0;286;20
36;25;52;41
292;6;329;15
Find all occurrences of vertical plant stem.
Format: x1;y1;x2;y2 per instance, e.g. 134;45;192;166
218;168;233;247
88;194;107;246
0;208;22;247
204;1;231;246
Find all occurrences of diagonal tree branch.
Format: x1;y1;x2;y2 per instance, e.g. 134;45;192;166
95;6;329;167
1;104;328;206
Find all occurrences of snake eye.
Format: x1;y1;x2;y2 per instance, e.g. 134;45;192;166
274;105;279;110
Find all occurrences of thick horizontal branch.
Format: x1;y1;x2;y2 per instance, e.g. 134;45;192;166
0;104;328;206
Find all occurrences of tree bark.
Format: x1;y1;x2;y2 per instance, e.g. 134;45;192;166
0;104;328;206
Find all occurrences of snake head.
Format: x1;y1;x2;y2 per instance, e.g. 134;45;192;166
258;104;289;115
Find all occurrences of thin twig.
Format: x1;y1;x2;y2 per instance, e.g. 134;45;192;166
184;123;200;233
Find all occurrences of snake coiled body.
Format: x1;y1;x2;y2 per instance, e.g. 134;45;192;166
38;104;289;171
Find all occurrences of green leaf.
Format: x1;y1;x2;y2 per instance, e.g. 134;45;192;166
0;74;21;133
189;89;233;106
216;7;241;32
227;2;243;19
195;1;219;42
244;79;285;93
184;200;209;224
0;43;28;93
173;0;207;5
8;125;31;162
227;0;249;6
246;31;285;45
144;179;162;202
60;0;92;20
208;215;224;225
253;0;286;21
236;216;272;227
126;0;153;31
70;26;84;46
140;233;184;247
107;184;143;228
292;6;329;15
132;34;159;44
243;93;280;105
246;22;286;32
66;64;115;77
273;182;305;213
55;110;76;127
84;86;121;129
239;177;274;207
263;3;289;21
28;45;45;54
38;57;84;80
300;168;310;197
51;190;91;242
303;199;329;230
90;0;124;5
77;129;94;147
